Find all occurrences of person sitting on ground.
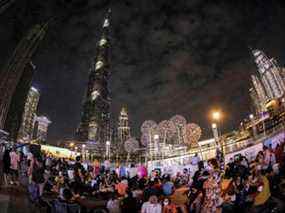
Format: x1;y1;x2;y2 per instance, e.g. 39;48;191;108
163;198;177;213
121;190;139;212
106;193;121;213
253;170;271;207
162;175;174;196
115;177;128;197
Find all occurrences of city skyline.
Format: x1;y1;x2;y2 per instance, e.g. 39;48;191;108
1;1;285;143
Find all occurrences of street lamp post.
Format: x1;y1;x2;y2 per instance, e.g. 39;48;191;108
153;134;159;160
212;123;219;146
211;110;224;166
106;140;111;160
82;144;86;160
249;114;257;138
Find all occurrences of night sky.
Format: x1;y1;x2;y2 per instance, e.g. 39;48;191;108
1;0;285;143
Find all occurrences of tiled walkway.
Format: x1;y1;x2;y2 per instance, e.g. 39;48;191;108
0;187;39;213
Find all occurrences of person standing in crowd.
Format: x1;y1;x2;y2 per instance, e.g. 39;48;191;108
170;181;189;213
128;163;138;179
191;153;200;166
0;144;5;185
115;177;128;197
74;156;84;173
201;172;222;213
32;156;45;197
9;147;20;185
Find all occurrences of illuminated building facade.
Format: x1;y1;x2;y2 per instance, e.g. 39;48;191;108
250;75;268;113
4;62;36;141
77;9;111;145
252;49;285;99
118;107;131;144
33;115;51;142
0;0;16;14
249;88;264;114
0;24;47;130
18;87;40;141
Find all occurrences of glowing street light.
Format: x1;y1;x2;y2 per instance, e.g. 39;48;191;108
210;110;224;166
69;142;74;147
249;114;254;120
212;111;221;121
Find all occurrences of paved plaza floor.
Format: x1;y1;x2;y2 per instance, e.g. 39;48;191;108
0;180;285;213
0;186;40;213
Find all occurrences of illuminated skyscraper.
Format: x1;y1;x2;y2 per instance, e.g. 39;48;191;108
251;75;268;112
249;88;264;114
33;115;51;143
252;49;285;99
77;9;111;145
4;62;36;141
18;87;40;141
0;0;16;14
118;107;131;144
0;23;47;130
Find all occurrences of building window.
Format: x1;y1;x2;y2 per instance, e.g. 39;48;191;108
91;90;100;100
103;19;109;28
99;38;107;46
96;61;104;70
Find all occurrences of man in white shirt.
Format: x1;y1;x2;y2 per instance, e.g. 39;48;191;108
141;195;162;213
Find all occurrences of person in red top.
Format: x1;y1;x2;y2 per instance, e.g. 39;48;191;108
115;178;128;197
152;178;162;191
163;198;177;213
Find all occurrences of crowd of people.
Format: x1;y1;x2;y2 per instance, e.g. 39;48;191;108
0;141;284;213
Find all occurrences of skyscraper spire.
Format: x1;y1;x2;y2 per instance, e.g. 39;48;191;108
118;106;131;144
251;49;285;99
77;9;112;145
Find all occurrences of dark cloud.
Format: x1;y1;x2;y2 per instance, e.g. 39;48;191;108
1;0;285;142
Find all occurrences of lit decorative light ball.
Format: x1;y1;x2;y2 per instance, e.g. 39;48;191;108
185;123;202;146
158;120;176;139
141;120;157;134
124;137;139;153
170;115;187;128
140;133;149;146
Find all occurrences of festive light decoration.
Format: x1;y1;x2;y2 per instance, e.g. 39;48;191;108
170;115;187;144
140;133;149;146
170;115;187;128
140;120;157;134
185;123;202;146
158;120;176;141
124;137;139;153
